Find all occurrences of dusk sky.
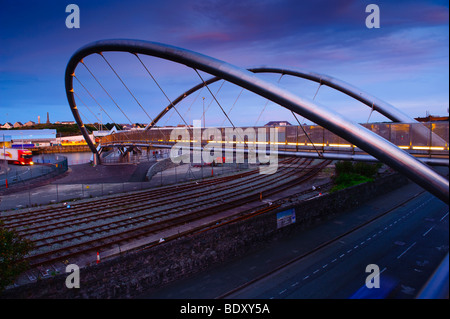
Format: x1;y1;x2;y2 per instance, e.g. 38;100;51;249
1;0;448;127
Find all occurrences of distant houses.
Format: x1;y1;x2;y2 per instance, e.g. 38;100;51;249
24;121;36;127
1;122;13;129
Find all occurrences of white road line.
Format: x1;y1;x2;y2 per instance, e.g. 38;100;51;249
440;212;449;222
422;226;434;237
397;242;417;259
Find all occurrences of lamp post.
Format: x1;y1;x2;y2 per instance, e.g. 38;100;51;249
202;97;205;128
3;134;8;188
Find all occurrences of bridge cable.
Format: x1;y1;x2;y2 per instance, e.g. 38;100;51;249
292;77;323;158
192;70;257;158
80;60;134;125
75;91;121;133
201;80;225;126
366;102;375;124
73;75;116;125
74;72;133;142
312;80;322;101
134;53;190;128
220;87;244;127
181;87;204;126
77;108;95;134
291;111;323;158
194;69;236;129
73;91;104;127
101;53;170;141
254;73;284;126
99;53;155;124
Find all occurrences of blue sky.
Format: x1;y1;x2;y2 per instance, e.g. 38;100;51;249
0;0;448;127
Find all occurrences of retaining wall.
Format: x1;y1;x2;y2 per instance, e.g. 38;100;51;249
1;173;409;299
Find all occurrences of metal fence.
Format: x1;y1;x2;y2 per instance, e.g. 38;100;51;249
100;122;449;156
0;154;68;190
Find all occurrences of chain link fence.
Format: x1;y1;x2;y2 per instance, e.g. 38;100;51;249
0;155;68;191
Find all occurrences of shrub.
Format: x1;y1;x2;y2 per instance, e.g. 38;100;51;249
0;221;34;292
330;161;382;193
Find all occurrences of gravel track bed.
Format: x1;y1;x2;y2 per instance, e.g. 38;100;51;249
6;158;320;258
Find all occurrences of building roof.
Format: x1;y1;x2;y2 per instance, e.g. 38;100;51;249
264;121;292;126
0;129;56;141
415;115;449;122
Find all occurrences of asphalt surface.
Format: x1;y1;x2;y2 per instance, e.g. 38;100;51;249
138;179;449;299
227;190;448;299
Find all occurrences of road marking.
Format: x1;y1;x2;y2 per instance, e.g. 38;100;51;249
397;242;417;259
440;212;449;222
422;226;434;237
291;282;299;287
279;289;287;295
303;275;309;280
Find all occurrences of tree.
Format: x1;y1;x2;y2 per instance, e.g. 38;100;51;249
0;221;34;292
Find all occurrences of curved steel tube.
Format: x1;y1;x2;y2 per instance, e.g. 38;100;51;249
65;39;449;203
146;66;416;130
147;67;447;147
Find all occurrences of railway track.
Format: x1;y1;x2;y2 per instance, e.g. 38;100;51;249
0;157;298;227
1;157;331;272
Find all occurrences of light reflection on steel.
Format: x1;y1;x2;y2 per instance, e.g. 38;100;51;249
65;39;449;203
145;67;415;130
146;67;446;147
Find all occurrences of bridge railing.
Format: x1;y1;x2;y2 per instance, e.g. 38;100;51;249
99;122;448;157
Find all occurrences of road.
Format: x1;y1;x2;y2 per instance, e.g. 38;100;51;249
227;191;448;299
139;180;449;299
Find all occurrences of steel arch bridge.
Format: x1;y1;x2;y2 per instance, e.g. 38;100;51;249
65;39;449;203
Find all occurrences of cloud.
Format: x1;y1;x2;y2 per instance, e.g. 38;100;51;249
0;0;448;124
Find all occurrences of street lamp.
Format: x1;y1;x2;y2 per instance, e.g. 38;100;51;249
202;97;207;128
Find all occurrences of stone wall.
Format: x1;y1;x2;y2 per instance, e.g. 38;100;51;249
1;173;409;299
